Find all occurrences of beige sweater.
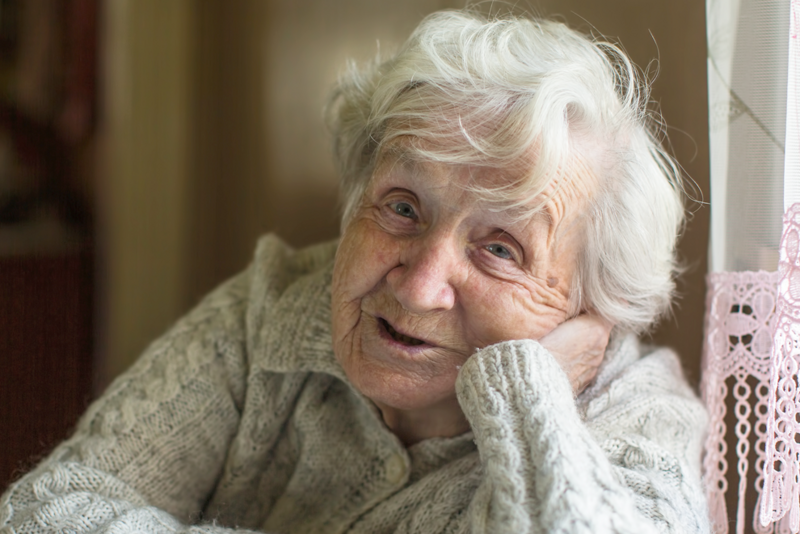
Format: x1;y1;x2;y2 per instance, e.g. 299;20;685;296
0;235;710;534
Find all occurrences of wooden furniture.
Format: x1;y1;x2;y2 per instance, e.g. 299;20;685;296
0;246;93;491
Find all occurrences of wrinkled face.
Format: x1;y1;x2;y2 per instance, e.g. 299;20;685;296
331;145;592;413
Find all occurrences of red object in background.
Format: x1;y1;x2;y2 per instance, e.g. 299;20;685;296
0;248;93;491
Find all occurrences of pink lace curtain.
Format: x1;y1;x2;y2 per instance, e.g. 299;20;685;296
702;1;800;532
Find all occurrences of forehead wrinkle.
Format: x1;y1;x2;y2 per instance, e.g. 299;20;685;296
545;200;565;252
544;178;593;258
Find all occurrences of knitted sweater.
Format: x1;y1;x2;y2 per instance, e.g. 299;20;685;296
0;235;710;534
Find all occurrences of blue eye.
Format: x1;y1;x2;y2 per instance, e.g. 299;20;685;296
392;202;417;219
486;244;513;260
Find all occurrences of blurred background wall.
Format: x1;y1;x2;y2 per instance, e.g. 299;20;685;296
1;0;708;488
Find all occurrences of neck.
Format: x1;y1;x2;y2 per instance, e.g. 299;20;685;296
376;397;470;446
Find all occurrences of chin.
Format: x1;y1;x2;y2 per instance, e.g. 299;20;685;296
341;352;460;412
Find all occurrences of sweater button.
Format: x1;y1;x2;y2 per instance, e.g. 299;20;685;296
385;453;407;485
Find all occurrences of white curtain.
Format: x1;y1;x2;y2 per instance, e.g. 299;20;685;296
703;1;800;533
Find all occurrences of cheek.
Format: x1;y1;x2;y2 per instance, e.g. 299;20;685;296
331;220;399;339
461;278;570;347
334;222;397;296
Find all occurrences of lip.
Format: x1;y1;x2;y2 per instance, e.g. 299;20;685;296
372;314;436;354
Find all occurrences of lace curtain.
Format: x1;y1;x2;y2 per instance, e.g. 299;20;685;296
702;1;800;532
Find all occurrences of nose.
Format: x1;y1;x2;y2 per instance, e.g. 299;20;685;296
386;232;460;314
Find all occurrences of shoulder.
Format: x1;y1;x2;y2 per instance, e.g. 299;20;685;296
581;334;702;410
107;235;339;412
579;335;707;470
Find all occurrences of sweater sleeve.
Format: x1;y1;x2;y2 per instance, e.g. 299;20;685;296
0;272;257;534
455;338;710;534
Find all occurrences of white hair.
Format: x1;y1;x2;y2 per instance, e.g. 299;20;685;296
325;10;685;333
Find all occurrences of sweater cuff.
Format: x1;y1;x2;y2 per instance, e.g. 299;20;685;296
455;339;656;534
455;339;578;427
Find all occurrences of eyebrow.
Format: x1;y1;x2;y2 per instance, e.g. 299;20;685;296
376;143;557;232
376;143;420;167
374;144;427;181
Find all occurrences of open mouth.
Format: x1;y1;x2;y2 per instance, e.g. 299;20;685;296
379;318;426;346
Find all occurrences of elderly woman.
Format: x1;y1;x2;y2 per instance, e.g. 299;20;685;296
0;10;709;534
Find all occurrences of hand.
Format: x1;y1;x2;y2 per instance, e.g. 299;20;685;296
538;314;613;394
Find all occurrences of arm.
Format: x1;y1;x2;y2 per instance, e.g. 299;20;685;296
455;336;710;534
0;274;255;534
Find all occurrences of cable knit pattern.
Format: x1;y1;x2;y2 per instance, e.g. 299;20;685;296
456;340;708;533
0;235;710;534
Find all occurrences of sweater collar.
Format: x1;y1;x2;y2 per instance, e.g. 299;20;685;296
253;256;348;381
